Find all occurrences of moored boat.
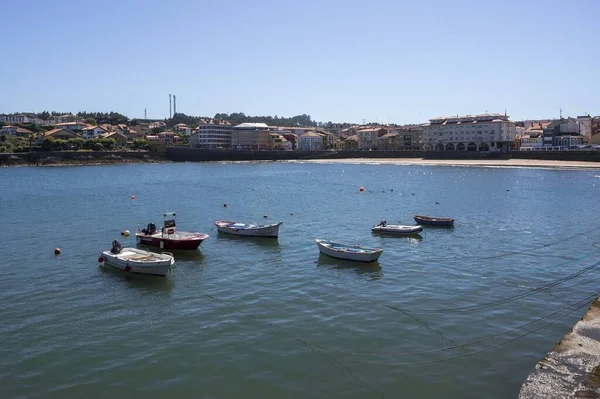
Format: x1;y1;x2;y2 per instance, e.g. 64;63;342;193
136;212;209;250
316;239;383;263
371;223;423;235
214;220;282;238
371;219;423;235
99;240;174;277
413;214;455;227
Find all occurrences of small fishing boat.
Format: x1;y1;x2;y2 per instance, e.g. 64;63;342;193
136;212;209;250
413;214;455;227
316;239;383;263
215;220;282;238
99;240;174;277
371;220;423;235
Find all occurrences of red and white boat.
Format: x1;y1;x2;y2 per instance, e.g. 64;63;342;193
136;212;209;250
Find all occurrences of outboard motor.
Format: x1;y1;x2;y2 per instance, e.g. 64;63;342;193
111;240;122;254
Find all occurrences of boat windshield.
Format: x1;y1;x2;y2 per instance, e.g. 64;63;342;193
164;219;176;228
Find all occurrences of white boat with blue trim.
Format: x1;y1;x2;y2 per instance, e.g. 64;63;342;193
316;239;383;263
99;240;174;277
215;220;282;238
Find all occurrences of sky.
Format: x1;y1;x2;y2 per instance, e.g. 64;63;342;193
1;0;598;124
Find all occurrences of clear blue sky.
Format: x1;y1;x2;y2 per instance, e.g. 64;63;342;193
1;0;598;124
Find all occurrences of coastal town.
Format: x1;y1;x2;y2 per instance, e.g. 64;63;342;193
1;110;599;154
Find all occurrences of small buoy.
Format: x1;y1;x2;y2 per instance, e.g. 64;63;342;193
131;195;135;200
223;203;227;207
359;187;365;192
98;257;104;263
121;230;130;236
435;202;439;204
391;189;393;192
263;215;268;218
290;213;293;215
54;248;61;255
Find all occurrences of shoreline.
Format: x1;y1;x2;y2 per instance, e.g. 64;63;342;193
287;158;600;169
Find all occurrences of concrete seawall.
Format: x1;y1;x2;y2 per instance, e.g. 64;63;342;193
163;148;600;163
3;148;600;166
519;299;600;398
0;151;165;166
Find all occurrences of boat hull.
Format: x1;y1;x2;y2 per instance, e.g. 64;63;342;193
135;232;209;250
316;239;382;263
413;215;454;227
100;247;174;277
371;225;423;235
215;220;282;238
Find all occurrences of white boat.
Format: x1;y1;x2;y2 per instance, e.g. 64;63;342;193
316;239;383;263
215;220;282;238
99;240;174;277
371;223;423;235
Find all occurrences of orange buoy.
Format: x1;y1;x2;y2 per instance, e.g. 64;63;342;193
54;248;61;255
131;195;135;200
359;187;365;192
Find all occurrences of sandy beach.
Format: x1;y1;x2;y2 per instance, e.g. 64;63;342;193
292;158;600;169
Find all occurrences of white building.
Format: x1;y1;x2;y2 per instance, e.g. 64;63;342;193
55;122;89;131
82;126;108;139
173;123;193;136
0;114;38;124
421;113;517;152
189;119;232;149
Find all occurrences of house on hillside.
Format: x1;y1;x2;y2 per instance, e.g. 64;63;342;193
100;131;128;147
174;123;193;136
0;126;34;137
82;125;108;139
55;122;89;131
37;128;81;144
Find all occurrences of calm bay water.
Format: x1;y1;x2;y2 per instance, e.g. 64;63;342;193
2;161;600;398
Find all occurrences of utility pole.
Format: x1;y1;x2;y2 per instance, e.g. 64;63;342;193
144;109;147;119
169;94;172;118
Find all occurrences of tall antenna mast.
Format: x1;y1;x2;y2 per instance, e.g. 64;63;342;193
173;95;177;115
169;94;172;118
559;108;562;119
144;108;147;119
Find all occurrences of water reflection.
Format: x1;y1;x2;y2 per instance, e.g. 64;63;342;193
371;231;423;241
98;264;174;292
216;230;281;248
316;253;382;280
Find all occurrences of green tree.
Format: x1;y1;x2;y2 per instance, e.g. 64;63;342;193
0;134;6;142
84;118;97;126
133;138;148;149
99;138;116;150
67;137;85;150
